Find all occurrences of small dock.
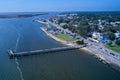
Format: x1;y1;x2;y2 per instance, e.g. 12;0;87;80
8;46;83;58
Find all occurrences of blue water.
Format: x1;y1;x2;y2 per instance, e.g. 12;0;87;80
0;14;120;80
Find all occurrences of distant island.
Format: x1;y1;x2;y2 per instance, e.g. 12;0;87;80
0;12;48;18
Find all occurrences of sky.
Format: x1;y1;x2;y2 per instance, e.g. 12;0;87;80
0;0;120;12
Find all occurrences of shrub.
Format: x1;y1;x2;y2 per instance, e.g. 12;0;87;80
76;40;84;45
116;40;120;45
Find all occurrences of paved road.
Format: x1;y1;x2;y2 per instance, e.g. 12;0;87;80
47;20;120;67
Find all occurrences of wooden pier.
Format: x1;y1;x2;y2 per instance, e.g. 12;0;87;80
8;46;83;58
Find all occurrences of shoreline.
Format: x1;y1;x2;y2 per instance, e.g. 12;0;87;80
40;27;76;47
37;19;120;69
35;20;48;24
84;46;120;69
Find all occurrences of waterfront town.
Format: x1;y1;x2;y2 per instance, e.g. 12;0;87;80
1;0;120;80
48;12;120;44
36;12;120;68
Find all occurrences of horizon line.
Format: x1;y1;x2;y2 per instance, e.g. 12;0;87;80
0;10;120;13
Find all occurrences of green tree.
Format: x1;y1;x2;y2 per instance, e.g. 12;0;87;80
116;40;120;45
110;26;117;33
108;32;115;41
107;41;112;46
77;25;90;38
76;40;84;45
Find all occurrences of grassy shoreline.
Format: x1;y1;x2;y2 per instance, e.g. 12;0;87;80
105;45;120;53
55;34;75;41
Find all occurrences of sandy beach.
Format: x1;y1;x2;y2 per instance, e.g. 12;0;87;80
40;27;76;47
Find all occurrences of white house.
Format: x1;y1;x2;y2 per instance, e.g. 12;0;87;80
92;32;101;41
114;32;120;39
60;23;67;26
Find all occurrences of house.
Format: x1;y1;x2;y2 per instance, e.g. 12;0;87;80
92;32;101;41
110;22;116;26
98;25;104;30
60;23;67;26
114;32;120;39
100;34;110;43
92;32;110;43
115;21;120;24
73;24;78;27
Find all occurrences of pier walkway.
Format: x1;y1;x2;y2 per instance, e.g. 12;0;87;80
8;46;84;58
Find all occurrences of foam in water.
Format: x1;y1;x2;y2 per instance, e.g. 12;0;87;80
14;33;24;80
14;33;20;51
15;58;24;80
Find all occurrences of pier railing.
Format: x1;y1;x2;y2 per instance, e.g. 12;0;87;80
8;46;84;58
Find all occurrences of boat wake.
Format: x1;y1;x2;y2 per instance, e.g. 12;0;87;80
15;58;24;80
14;33;24;80
14;33;21;52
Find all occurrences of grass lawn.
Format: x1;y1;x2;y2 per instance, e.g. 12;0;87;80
105;45;120;53
55;34;75;41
